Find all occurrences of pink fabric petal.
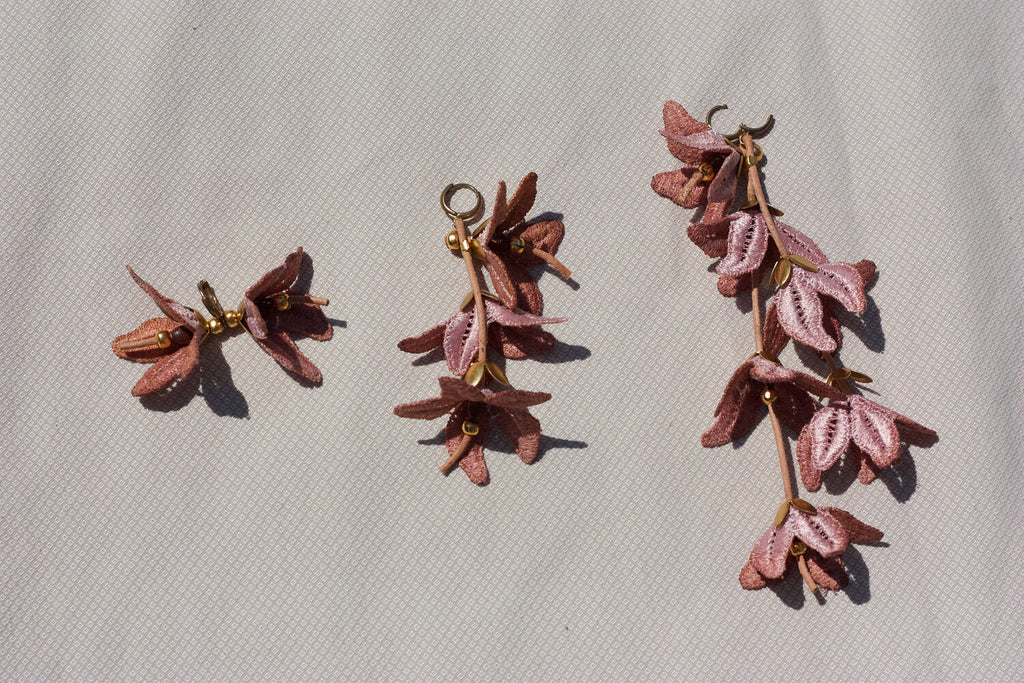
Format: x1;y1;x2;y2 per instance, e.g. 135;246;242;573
716;211;769;277
482;181;508;245
651;168;707;208
504;172;537;229
798;263;866;314
127;266;198;327
775;221;827;265
253;331;322;382
805;551;848;591
662;100;707;138
492;407;542;464
393;395;459;420
771;384;819;435
130;336;202;396
785;509;849;559
446;405;490;485
443;308;479;376
485;300;566;327
701;380;762;447
739;558;768;590
849;396;901;469
762;301;790;359
857;447;882;484
272;302;332;340
484;388;551;410
807;402;852;471
662;129;734;156
703;151;740;222
775;271;836;352
113;317;186;362
506;261;544;315
514;218;564;258
751;524;796;579
686;215;731;257
484;248;518;308
821;507;884;544
490;325;557;359
797;423;823;492
244;248;304;338
398;322;445;354
438;377;487;404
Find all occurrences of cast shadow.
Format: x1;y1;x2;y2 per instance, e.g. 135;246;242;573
138;334;249;418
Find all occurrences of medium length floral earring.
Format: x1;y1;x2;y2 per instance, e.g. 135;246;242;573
652;102;936;598
394;174;573;485
113;247;332;398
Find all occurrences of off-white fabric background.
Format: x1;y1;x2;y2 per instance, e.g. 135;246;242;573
3;0;1022;679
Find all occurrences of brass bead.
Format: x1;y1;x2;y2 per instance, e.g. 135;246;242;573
206;318;224;335
462;420;480;436
790;540;808;556
445;231;460;250
761;388;778;405
223;309;242;328
169;327;191;345
155;330;171;349
698;162;715;181
274;293;290;311
510;237;526;254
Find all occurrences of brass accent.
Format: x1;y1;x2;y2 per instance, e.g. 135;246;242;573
752;351;781;365
440;183;483;221
470;217;490;239
788;254;820;272
459;290;500;310
791;498;817;515
206;317;224;335
698;162;715;181
464;362;487;387
446;231;460;250
223;309;242;328
485;361;510;386
273;292;290;311
468;239;487;262
198;280;226;321
773;500;790;527
790;540;808;556
510;237;526;254
761;388;778;405
848;370;873;383
771;258;792;286
460;238;471;252
705;104;775;142
461;420;480;436
155;330;171;349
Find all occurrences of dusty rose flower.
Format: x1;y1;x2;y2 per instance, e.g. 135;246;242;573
112;267;205;397
398;298;565;375
242;247;332;382
394;377;550;485
740;506;883;592
702;355;845;447
797;395;937;490
651;101;740;220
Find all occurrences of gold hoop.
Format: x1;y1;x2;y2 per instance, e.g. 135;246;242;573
440;183;483;220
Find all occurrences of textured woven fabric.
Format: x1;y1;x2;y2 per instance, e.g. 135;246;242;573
3;0;1023;679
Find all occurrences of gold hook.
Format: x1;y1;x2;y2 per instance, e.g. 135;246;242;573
440;183;483;221
705;104;775;142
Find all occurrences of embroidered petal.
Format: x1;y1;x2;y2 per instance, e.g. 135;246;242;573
849;396;901;469
704;152;740;222
751;523;796;579
514;218;564;259
506;262;544;315
482;181;508;245
446;405;490;485
244;248;304;339
492;407;542;464
398;322;445;354
485;300;565;327
776;221;827;266
808;401;852;471
821;507;884;544
797;423;823;492
253;332;322;382
438;377;487;404
490;325;557;359
716;211;769;278
504;172;537;229
775;270;836;352
739;558;768;590
805;551;848;591
651;168;707;208
785;509;848;558
484;388;551;410
484;247;518;308
686;215;731;258
127;266;199;327
762;301;790;359
130;336;202;396
799;262;867;314
393;395;459;420
113;317;188;362
443;308;480;376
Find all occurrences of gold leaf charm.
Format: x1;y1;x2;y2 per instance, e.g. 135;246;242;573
788;254;819;272
464;361;486;387
485;361;510;385
773;500;791;527
771;258;792;286
790;498;817;515
848;370;873;383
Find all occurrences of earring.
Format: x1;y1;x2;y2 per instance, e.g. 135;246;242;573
653;102;936;597
112;247;331;398
394;174;573;485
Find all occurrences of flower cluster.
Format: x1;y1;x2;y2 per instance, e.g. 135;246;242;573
112;247;332;398
653;102;936;597
395;175;573;484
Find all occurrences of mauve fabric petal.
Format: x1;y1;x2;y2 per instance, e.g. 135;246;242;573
849;396;901;469
492;407;542;464
762;301;790;359
703;152;740;222
514;218;564;259
131;336;201;396
246;248;303;300
113;317;182;362
771;385;818;435
821;507;884;544
717;211;769;277
786;509;848;559
775;272;836;352
801;262;866;314
446;406;490;485
857;447;881;484
398;322;445;354
491;325;557;359
484;388;551;409
484;249;518;308
797;423;823;492
393;396;459;420
273;302;332;340
438;377;486;404
687;215;731;258
243;298;268;338
443;308;478;376
865;395;937;445
506;261;544;315
663;101;708;140
651;168;707;208
485;300;565;327
805;551;848;591
716;272;751;297
739;558;768;590
853;259;877;286
808;401;852;471
254;331;322;382
662;128;734;155
127;266;198;327
751;524;795;580
702;369;761;447
482;181;508;246
504;172;537;228
712;360;755;417
776;221;828;265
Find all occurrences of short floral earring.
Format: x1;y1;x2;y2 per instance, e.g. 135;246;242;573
653;102;936;598
394;174;574;485
113;247;332;398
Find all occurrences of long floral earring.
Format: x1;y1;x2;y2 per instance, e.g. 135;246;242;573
394;175;573;485
652;102;936;598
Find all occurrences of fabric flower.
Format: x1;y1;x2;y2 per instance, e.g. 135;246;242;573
797;394;937;491
740;506;883;592
242;247;332;382
112;267;205;397
702;355;846;447
398;298;566;375
651;101;740;219
472;173;567;315
393;377;550;485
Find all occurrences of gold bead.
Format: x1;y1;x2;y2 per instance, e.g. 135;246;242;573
698;162;715;181
761;388;777;405
462;420;480;436
223;309;242;328
445;231;460;250
206;318;224;335
790;540;807;556
510;237;526;254
274;293;290;311
155;331;171;348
